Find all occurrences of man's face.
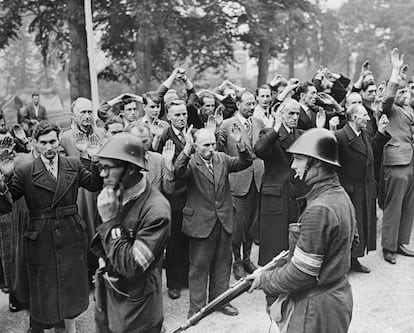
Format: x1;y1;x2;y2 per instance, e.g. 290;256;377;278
32;95;40;106
167;103;188;130
75;108;93;128
346;93;363;109
35;131;59;161
257;88;271;109
200;97;215;117
196;131;216;160
394;87;410;107
98;157;125;189
302;86;317;107
106;123;124;138
130;127;151;151
123;102;138;122
281;103;300;129
144;98;161;121
361;85;377;103
352;106;370;130
237;92;256;119
291;154;310;181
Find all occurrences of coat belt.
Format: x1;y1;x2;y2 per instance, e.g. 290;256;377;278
30;205;78;219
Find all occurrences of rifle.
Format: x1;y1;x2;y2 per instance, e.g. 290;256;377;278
171;250;289;333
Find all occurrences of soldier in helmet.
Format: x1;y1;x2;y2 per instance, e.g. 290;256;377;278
90;133;170;333
247;128;359;333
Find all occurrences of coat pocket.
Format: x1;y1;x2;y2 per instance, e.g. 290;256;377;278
182;207;194;216
261;185;283;214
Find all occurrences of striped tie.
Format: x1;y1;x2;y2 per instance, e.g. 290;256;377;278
245;118;253;143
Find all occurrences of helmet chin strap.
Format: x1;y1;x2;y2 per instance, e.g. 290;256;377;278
300;157;315;182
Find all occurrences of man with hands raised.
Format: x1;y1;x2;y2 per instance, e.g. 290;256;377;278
91;133;170;332
174;126;252;318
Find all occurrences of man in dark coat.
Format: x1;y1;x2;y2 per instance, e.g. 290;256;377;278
254;99;310;266
91;133;170;333
248;129;359;333
0;121;102;333
174;128;252;318
335;104;390;273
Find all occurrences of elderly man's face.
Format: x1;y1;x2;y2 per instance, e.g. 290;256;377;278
281;103;300;129
346;93;363;109
395;87;410;107
75;109;93;128
167;103;188;130
237;92;256;119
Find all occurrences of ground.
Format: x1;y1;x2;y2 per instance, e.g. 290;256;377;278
1;211;414;333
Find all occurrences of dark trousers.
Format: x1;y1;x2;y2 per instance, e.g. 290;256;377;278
166;210;189;289
232;181;259;261
188;221;232;313
382;161;414;251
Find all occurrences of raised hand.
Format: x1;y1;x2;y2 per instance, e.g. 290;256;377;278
317;92;335;105
214;106;224;127
329;116;340;131
87;133;102;159
316;109;326;128
400;64;409;81
184;125;194;147
378;114;389;134
150;120;165;138
390;48;404;69
206;115;217;133
74;132;88;153
230;123;242;143
287;78;300;90
162;139;176;167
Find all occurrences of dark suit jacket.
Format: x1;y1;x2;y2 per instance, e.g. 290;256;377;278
335;124;389;256
217;114;264;196
298;106;317;130
158;126;187;212
175;149;252;238
21;104;47;125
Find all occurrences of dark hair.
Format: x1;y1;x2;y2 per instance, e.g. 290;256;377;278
293;82;314;101
143;91;161;105
32;121;60;140
361;82;376;92
120;97;136;111
236;89;256;103
199;91;215;106
104;115;124;131
0;128;8;135
32;93;39;98
255;84;272;96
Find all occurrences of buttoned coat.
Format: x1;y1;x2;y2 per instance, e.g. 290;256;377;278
175;149;252;238
218;114;264;196
254;125;308;265
0;155;102;324
21;104;48;128
335;124;389;256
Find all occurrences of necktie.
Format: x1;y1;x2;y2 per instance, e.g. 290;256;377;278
244;118;253;143
49;160;57;179
207;161;214;174
178;131;186;145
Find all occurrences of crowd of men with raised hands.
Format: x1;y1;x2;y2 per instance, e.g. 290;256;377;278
0;47;413;332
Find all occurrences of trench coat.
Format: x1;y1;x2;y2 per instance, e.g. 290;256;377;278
254;126;308;265
0;155;102;324
335;124;390;256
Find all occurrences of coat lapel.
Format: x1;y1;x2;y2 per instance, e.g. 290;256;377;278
233;115;251;148
212;153;224;188
194;153;214;184
32;157;57;194
344;123;367;157
279;125;295;151
51;156;78;207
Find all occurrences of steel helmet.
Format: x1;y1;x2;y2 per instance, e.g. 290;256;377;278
95;133;147;170
287;128;340;167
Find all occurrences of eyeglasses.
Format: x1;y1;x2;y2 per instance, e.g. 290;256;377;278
97;163;123;174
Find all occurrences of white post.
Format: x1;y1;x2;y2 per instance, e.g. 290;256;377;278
84;0;99;120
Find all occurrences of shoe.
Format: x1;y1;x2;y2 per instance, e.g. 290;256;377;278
243;259;258;274
383;249;396;264
187;310;196;319
1;286;9;294
167;288;181;299
9;293;23;312
397;244;414;257
232;261;246;280
350;258;370;273
218;304;239;316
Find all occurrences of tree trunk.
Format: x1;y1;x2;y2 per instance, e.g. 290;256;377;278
134;22;152;94
257;39;270;87
288;36;295;78
67;0;91;102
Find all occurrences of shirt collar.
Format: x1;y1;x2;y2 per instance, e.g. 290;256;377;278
122;175;147;205
171;125;182;136
236;112;249;126
349;124;361;137
40;154;58;167
283;123;292;134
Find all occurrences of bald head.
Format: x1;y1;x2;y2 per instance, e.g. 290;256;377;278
345;92;362;109
195;128;216;160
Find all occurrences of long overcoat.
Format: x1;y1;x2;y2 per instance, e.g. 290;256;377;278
335;124;389;256
254;126;308;265
0;155;102;324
